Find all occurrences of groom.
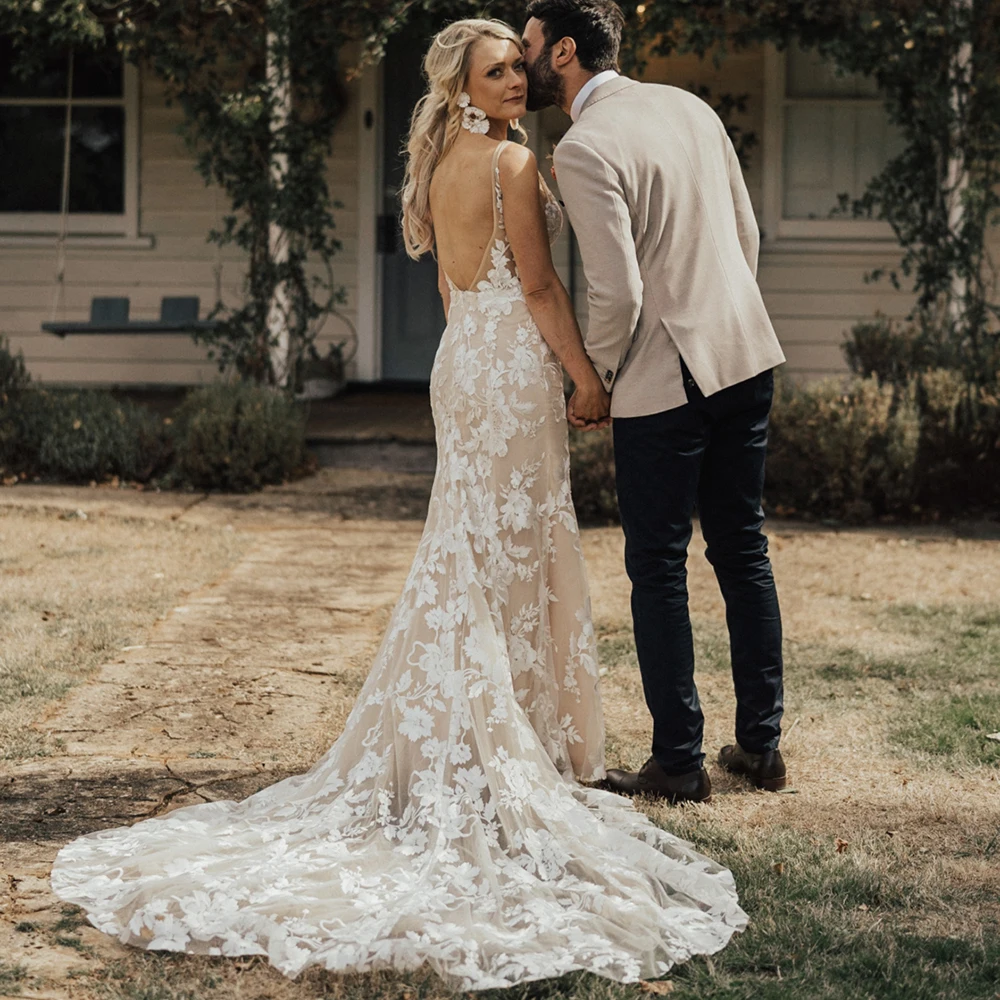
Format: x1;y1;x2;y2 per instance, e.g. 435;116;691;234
523;0;788;803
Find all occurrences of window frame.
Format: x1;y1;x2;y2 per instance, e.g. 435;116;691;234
0;59;140;238
761;43;898;248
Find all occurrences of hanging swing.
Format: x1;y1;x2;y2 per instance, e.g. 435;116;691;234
42;50;216;340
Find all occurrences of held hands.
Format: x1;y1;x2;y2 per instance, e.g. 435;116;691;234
567;376;611;432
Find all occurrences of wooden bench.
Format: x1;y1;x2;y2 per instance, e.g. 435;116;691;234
43;297;218;337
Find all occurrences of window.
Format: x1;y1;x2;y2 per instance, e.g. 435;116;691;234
0;41;138;236
763;43;905;244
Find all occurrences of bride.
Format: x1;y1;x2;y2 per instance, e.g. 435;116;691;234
50;18;747;989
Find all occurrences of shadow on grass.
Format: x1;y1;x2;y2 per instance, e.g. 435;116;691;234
649;818;1000;1000
204;482;434;522
0;767;297;843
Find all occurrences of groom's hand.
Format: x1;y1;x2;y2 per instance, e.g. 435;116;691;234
568;382;611;432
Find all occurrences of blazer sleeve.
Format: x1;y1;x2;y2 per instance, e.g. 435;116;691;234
552;138;642;393
725;130;760;279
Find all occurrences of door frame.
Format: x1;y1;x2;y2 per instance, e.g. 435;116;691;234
353;72;547;383
355;62;384;382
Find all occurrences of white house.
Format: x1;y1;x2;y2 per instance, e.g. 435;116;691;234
1;33;961;389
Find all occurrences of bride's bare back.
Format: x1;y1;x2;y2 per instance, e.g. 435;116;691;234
429;137;504;291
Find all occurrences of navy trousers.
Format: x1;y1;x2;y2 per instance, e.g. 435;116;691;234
612;362;784;775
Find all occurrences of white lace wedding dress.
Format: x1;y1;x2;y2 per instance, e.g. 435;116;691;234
50;140;748;989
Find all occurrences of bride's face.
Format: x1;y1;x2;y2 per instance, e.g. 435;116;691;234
463;38;527;123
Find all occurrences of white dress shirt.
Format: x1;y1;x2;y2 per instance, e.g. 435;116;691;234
569;70;620;122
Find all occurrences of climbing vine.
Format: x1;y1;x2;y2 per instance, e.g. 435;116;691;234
620;0;1000;376
4;1;998;381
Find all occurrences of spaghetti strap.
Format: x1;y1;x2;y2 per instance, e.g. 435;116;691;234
490;139;511;175
490;139;510;232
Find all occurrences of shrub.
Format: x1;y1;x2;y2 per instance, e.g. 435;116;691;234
0;338;31;469
845;314;1000;387
913;368;1000;513
765;374;921;522
170;382;306;492
0;388;167;483
845;316;947;384
568;425;618;525
841;315;1000;515
765;369;1000;521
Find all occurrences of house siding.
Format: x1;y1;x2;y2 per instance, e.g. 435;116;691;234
2;43;990;388
0;67;362;387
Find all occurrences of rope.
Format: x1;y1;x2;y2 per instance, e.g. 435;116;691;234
50;49;74;324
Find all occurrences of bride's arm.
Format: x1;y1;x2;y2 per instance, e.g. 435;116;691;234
499;144;609;426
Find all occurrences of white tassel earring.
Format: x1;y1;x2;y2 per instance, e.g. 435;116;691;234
457;92;490;135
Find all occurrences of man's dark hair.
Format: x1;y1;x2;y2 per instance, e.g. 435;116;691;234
524;0;625;73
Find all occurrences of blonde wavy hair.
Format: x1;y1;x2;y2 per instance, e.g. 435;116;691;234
401;18;528;260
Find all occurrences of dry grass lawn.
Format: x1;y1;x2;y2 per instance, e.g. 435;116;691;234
0;507;247;761
1;503;998;1000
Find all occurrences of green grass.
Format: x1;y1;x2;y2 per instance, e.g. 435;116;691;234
88;958;216;1000
598;599;1000;774
668;927;1000;1000
48;905;98;955
892;693;1000;765
54;934;96;954
814;652;912;683
0;960;27;993
53;904;87;933
583;597;1000;999
596;627;638;672
878;603;1000;686
639;816;1000;1000
0;662;74;704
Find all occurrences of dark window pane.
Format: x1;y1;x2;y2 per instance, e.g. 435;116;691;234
73;45;123;98
68;106;124;213
0;105;125;215
0;40;69;99
0;106;65;211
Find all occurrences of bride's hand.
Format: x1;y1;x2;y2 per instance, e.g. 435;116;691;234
568;377;611;431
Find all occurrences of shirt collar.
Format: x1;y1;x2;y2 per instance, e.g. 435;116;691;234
570;70;620;122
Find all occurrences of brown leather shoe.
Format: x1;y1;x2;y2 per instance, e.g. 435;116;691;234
718;744;788;791
603;757;712;804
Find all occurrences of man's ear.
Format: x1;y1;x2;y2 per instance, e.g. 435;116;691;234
552;36;577;68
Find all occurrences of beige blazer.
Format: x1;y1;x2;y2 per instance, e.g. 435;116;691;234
553;77;786;418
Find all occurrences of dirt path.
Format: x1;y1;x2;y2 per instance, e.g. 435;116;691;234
0;487;425;996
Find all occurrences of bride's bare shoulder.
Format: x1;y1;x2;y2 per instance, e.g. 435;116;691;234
497;141;536;174
496;143;540;196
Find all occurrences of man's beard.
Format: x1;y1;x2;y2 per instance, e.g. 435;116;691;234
525;48;564;112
